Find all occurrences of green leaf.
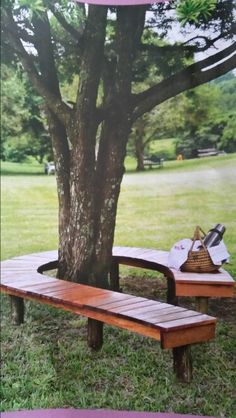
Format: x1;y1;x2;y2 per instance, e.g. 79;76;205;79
18;0;46;18
176;0;217;26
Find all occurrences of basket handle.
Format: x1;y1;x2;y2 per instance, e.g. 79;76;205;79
189;225;207;251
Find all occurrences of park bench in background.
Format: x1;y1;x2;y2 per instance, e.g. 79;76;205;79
1;251;218;383
197;148;225;158
143;156;164;169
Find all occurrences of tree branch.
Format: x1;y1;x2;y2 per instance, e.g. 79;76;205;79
48;4;84;41
140;29;235;58
75;5;108;122
3;8;72;126
132;43;236;120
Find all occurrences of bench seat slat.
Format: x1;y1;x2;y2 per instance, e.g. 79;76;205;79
118;302;171;315
11;281;79;294
110;300;161;312
97;296;146;310
107;301;161;313
1;276;56;288
98;306;201;324
157;314;214;330
120;306;186;318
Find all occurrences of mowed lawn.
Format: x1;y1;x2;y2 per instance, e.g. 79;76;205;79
1;155;236;416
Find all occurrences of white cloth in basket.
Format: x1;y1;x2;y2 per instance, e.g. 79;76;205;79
168;238;230;270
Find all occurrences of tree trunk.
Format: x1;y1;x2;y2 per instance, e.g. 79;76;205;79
134;117;146;171
135;137;145;171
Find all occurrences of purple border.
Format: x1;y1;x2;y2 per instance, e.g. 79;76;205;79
74;0;168;5
1;409;216;418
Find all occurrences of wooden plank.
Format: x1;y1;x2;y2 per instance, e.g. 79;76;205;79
175;282;234;298
106;300;161;313
36;283;83;295
112;246;234;299
89;292;138;308
173;269;234;284
162;323;216;349
1;272;36;281
151;310;201;324
1;277;56;290
1;284;216;349
118;302;173;316
12;251;57;260
157;314;216;331
98;296;144;310
12;281;79;294
120;306;187;319
0;286;162;342
42;288;108;303
110;308;200;325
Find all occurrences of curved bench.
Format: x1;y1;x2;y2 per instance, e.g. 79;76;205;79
111;247;235;313
1;251;217;383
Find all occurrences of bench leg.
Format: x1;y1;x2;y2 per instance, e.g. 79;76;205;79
87;318;103;350
167;277;178;306
110;260;120;291
10;296;24;325
173;345;193;383
196;297;209;314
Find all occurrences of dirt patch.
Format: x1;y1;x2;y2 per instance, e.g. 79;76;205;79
120;274;236;324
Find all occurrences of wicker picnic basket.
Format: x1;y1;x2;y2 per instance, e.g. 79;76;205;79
181;226;219;273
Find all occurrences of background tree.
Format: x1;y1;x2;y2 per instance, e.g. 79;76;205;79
128;93;188;169
1;64;30;161
1;64;52;162
2;0;235;347
175;74;236;158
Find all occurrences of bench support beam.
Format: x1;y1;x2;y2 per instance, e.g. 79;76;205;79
110;260;120;291
196;297;209;314
87;318;104;350
167;277;178;306
173;345;193;383
10;295;24;325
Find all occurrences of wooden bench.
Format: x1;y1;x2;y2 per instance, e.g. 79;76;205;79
197;148;219;158
1;251;217;383
111;247;235;313
143;156;164;169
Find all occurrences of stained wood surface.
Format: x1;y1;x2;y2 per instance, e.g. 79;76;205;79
112;246;235;297
0;251;217;349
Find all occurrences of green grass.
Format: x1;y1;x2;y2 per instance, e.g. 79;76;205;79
1;155;236;416
149;137;176;160
1;161;44;175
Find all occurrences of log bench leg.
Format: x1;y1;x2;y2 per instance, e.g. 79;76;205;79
196;297;209;314
10;295;24;325
173;345;193;383
87;318;103;351
167;276;178;306
110;260;120;291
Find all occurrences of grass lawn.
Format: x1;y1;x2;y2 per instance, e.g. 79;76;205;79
1;155;236;416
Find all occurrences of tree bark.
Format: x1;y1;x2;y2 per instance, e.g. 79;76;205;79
134;123;146;171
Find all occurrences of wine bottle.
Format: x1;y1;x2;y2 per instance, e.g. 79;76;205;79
203;224;225;248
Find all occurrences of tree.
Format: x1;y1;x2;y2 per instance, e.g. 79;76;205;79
1;64;30;161
175;75;236;158
1;64;52;162
129;93;188;169
2;0;236;346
